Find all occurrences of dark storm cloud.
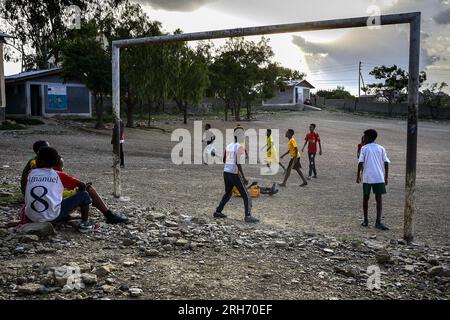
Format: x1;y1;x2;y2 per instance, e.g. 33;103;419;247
135;0;216;12
433;8;450;25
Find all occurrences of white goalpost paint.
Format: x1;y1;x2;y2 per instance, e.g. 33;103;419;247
111;12;421;242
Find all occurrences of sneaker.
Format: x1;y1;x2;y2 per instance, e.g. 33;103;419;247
120;165;125;169
306;176;312;180
361;220;369;227
244;216;259;223
299;182;308;187
278;183;286;187
104;211;129;224
213;212;227;219
375;222;390;231
79;221;101;233
313;175;318;179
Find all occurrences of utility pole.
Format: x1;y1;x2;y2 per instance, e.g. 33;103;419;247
355;61;362;111
358;61;362;99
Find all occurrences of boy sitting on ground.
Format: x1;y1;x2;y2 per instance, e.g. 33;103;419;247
53;157;128;224
24;147;99;232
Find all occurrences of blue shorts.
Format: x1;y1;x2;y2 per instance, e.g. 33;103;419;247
53;191;92;222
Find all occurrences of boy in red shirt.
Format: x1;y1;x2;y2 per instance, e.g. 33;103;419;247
301;124;322;179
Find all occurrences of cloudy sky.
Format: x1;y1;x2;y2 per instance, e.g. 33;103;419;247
4;0;450;94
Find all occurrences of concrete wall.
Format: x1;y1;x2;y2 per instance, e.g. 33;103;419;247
5;84;26;115
263;88;294;105
318;97;450;120
5;79;91;116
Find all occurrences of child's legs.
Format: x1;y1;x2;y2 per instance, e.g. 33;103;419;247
216;173;234;213
120;143;124;166
87;186;108;214
294;158;307;184
309;153;317;176
362;184;371;221
231;174;252;217
55;191;92;222
375;194;382;223
308;153;313;176
281;159;294;184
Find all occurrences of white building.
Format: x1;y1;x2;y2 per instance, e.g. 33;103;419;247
262;79;315;108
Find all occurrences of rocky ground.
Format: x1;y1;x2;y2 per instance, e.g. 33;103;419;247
0;111;449;300
0;201;449;300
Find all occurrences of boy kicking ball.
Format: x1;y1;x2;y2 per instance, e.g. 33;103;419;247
356;129;390;230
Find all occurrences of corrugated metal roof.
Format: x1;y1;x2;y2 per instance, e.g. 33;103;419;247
5;68;62;82
284;79;315;89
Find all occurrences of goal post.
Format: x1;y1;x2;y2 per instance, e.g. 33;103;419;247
111;12;421;242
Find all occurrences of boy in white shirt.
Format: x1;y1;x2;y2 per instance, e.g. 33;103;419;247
24;147;99;232
213;126;259;223
357;129;390;230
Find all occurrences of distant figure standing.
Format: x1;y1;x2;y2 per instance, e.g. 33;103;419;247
112;120;125;168
301;123;322;179
356;129;390;230
203;123;216;164
357;135;366;159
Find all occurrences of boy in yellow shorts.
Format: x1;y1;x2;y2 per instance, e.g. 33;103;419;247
279;129;308;187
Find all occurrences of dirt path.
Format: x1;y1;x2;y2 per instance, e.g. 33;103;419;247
0;111;449;300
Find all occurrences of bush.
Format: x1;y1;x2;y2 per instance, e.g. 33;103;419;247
316;86;354;99
0;121;25;130
7;117;44;125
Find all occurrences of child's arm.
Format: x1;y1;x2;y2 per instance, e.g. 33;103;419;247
20;159;33;195
318;141;322;155
280;150;289;159
57;171;82;191
301;140;308;152
356;163;363;183
384;162;389;186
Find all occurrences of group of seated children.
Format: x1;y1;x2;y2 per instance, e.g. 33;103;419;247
20;141;128;232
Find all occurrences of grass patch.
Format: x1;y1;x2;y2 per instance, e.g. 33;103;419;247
8;117;44;125
0;122;26;130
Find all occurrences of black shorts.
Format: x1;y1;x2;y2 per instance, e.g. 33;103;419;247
289;157;301;170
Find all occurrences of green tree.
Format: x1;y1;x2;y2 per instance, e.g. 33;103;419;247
367;65;427;115
209;37;280;121
316;86;354;99
0;0;125;70
421;82;448;119
59;22;111;129
166;38;210;124
111;0;162;127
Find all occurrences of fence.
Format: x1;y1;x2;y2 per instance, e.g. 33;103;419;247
314;96;450;120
